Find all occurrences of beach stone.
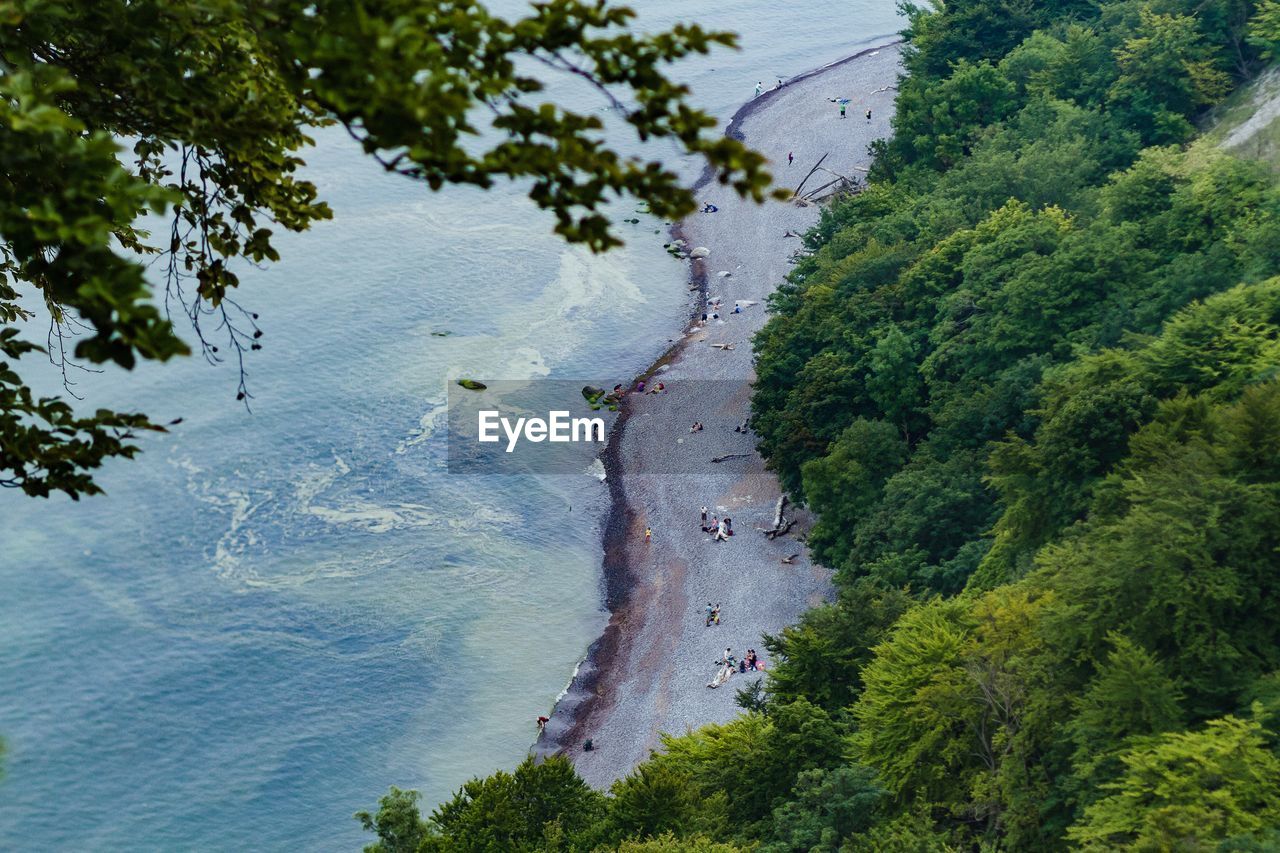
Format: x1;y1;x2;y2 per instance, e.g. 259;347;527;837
689;246;711;259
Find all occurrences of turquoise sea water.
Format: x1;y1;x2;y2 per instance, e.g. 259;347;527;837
0;3;902;849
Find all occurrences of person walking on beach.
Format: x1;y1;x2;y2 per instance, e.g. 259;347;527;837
787;151;794;166
701;506;708;528
645;526;652;543
704;602;714;627
866;108;872;121
839;100;847;118
754;81;763;97
712;604;721;625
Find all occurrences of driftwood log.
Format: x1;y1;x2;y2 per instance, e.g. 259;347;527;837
764;495;797;539
791;152;829;199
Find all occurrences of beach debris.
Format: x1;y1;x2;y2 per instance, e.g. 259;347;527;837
766;519;797;540
764;495;798;540
710;342;735;350
781;553;802;564
710;453;750;463
430;330;452;337
456;378;487;391
735;300;758;308
689;246;711;259
770;496;788;532
791;152;829;198
717;270;732;278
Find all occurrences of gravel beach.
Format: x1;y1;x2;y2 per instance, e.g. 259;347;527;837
540;42;904;788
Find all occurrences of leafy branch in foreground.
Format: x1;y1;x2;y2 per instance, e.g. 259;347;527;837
0;0;775;498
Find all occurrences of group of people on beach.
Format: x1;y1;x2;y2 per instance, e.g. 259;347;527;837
707;646;764;688
612;379;667;397
700;506;734;542
829;96;872;121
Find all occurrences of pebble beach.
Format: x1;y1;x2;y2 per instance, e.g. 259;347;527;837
539;41;905;787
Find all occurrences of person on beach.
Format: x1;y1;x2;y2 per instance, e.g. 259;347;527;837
754;81;763;97
537;715;549;733
701;201;719;213
712;604;721;625
645;526;652;543
745;649;759;671
705;602;715;627
636;380;645;392
713;519;730;542
701;506;708;526
839;101;846;118
787;151;794;166
707;516;718;534
707;647;736;688
690;421;704;433
866;108;872;121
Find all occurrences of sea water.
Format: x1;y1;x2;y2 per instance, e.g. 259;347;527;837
0;2;902;849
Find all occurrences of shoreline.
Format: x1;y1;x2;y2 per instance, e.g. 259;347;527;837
536;38;904;776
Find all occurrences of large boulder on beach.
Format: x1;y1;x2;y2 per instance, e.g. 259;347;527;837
689;246;710;259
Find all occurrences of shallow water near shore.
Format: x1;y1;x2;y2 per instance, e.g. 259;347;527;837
0;3;902;849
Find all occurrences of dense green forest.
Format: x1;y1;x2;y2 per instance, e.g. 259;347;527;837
358;1;1280;849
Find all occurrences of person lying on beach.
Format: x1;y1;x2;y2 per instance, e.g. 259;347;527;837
647;382;666;394
690;421;704;433
701;202;719;213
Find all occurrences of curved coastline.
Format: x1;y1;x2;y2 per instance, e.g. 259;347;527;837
536;38;905;778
